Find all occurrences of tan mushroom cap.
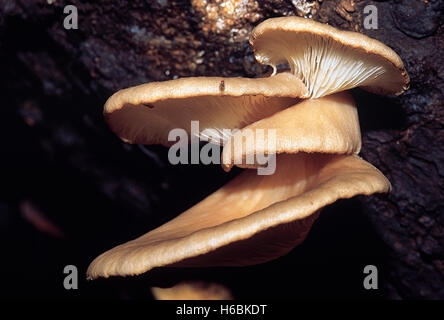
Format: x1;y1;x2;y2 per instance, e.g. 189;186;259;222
151;281;233;300
87;153;390;279
250;17;410;98
104;72;306;145
222;91;361;171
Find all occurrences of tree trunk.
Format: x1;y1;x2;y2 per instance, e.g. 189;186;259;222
0;0;442;299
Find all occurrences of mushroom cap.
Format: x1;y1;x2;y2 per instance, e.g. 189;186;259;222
250;17;410;98
222;91;361;171
87;153;391;279
151;281;233;300
104;72;306;145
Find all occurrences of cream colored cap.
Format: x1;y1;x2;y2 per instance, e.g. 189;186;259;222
222;91;361;171
87;154;390;279
104;72;306;145
250;17;410;98
151;281;233;300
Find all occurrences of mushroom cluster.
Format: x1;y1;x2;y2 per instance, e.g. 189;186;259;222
87;17;409;281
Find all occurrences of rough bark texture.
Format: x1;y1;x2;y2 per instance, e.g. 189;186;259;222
0;0;443;299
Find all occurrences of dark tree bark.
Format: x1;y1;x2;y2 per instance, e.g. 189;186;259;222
0;0;442;299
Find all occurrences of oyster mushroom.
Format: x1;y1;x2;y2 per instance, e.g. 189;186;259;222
88;89;371;279
87;153;390;279
250;16;410;98
103;72;306;145
222;91;361;171
104;17;409;147
86;17;406;281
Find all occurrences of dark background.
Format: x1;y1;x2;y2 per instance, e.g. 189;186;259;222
0;0;443;299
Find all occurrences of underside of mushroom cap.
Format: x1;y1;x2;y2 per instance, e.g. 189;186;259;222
104;72;307;146
222;91;361;171
87;153;391;279
250;17;410;98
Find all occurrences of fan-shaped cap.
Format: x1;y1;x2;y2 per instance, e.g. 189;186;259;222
87;153;390;279
104;72;306;145
250;17;410;98
222;91;361;171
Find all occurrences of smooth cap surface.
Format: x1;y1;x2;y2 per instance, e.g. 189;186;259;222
87;154;391;279
104;72;306;145
222;91;361;171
